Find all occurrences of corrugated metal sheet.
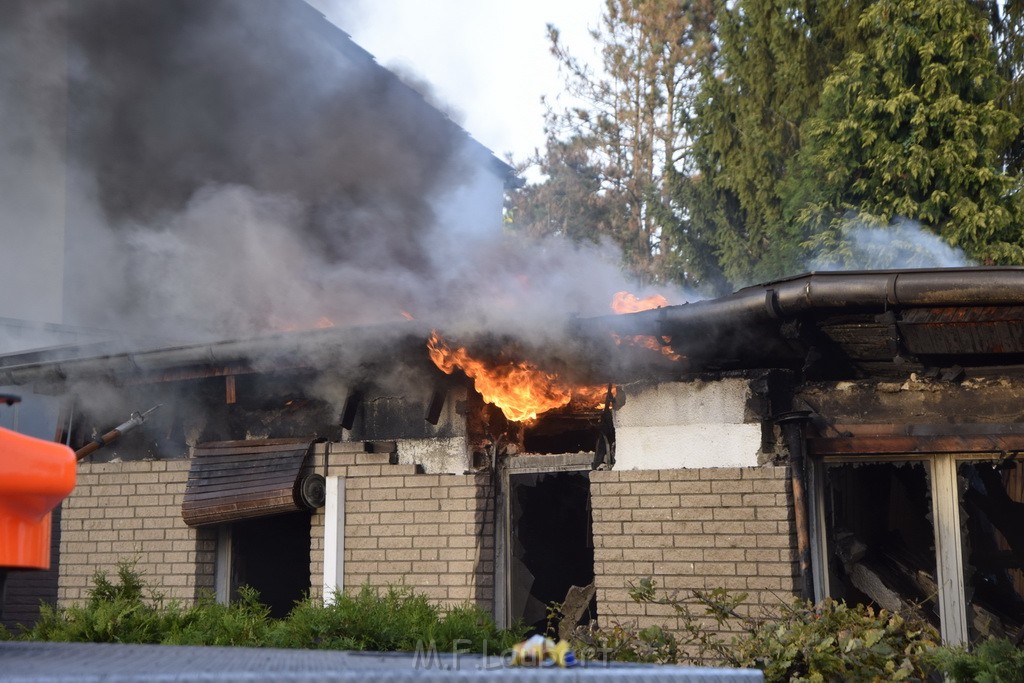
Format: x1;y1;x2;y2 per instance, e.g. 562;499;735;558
182;439;313;527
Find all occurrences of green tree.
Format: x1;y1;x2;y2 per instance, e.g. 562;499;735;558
506;0;721;291
689;0;868;285
793;0;1024;265
504;134;618;246
990;0;1024;174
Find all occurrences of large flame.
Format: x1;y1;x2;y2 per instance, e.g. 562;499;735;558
610;291;681;360
427;331;609;422
611;291;671;314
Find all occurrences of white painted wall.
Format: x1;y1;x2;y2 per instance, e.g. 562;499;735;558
613;379;764;469
322;476;345;604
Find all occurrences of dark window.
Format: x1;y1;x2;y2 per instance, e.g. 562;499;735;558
823;461;941;631
958;460;1024;643
509;471;595;635
229;511;311;619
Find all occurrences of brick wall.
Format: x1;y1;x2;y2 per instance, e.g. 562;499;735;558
57;447;791;634
58;461;215;605
309;444;495;611
590;466;798;633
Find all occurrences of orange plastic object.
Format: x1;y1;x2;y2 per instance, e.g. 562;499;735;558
0;427;76;569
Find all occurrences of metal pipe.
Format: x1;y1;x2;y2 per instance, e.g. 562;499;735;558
74;405;161;461
776;410;815;601
576;267;1024;339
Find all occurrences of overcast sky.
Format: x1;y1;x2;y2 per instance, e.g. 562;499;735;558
306;0;605;166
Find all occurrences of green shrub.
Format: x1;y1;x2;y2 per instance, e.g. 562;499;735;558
19;562;521;653
269;586;437;651
27;560;171;644
422;602;524;653
571;621;681;664
163;587;271;647
931;637;1024;683
270;586;522;653
732;598;940;682
573;578;942;681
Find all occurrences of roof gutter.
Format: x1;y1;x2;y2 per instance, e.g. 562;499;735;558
577;268;1024;339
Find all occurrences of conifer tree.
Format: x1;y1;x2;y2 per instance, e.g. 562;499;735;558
689;0;868;285
505;0;720;291
793;0;1024;265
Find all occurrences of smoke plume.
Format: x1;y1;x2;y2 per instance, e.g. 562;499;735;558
808;216;974;271
2;0;652;359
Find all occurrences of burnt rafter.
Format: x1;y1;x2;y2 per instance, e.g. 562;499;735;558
779;319;858;380
8;268;1024;393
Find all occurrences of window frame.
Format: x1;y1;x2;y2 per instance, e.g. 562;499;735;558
810;451;1013;646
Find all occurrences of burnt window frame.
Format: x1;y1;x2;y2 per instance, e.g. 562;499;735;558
808;452;1011;646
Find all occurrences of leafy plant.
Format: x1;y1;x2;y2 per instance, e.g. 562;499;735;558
27;560;171;644
931;637;1024;683
163;587;270;646
732;599;940;682
269;586;438;651
17;561;522;653
270;586;521;653
572;577;942;681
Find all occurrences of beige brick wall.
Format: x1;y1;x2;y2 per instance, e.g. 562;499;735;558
309;445;495;611
59;460;215;605
60;450;790;635
591;466;798;632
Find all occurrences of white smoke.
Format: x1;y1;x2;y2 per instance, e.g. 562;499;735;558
808;216;974;271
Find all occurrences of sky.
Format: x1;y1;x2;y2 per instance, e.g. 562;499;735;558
306;0;606;167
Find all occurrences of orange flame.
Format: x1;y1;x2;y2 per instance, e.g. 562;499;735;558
611;291;671;314
427;331;610;422
610;291;681;360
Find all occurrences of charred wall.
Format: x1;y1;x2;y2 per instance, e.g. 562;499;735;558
797;375;1024;427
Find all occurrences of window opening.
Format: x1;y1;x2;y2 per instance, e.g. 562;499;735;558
508;471;595;635
228;511;310;618
823;461;941;631
957;459;1024;643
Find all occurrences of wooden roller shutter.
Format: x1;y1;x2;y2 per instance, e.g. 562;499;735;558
182;439;314;527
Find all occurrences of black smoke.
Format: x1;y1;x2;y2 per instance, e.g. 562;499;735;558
3;0;646;355
66;0;466;266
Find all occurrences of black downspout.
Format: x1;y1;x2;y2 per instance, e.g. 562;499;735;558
776;410;815;601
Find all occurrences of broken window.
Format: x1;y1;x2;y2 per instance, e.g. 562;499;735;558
958;459;1024;643
822;461;941;631
508;471;595;634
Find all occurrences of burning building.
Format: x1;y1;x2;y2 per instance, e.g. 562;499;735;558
2;267;1024;648
2;0;1022;652
0;0;521;627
